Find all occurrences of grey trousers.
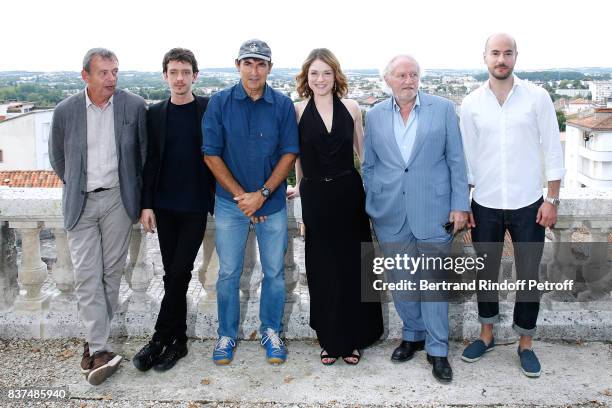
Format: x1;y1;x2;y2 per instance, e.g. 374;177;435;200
66;187;132;354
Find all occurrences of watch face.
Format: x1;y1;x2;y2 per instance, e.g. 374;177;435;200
261;188;270;198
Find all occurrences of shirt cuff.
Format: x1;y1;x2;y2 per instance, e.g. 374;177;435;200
278;147;300;155
546;168;566;181
202;147;222;156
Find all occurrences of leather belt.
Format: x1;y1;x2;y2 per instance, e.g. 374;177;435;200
89;187;110;193
302;169;353;182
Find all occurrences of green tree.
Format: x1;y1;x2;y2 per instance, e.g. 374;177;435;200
556;110;566;132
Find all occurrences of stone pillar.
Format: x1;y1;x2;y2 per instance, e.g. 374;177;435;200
0;221;19;310
576;227;612;302
46;223;76;311
122;224;157;312
198;224;219;312
240;230;262;303
10;221;51;311
285;218;300;305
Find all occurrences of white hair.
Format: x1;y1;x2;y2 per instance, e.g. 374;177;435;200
382;54;422;79
380;54;423;95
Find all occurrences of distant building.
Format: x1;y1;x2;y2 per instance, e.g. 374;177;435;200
0;102;36;119
565;105;612;189
0;110;54;171
567;98;595;115
588;81;612;105
555;89;591;98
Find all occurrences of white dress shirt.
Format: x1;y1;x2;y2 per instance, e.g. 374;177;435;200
460;75;565;210
85;90;119;192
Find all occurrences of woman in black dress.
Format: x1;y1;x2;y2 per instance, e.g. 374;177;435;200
287;48;383;365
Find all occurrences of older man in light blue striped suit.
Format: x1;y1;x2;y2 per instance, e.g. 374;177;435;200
363;55;470;383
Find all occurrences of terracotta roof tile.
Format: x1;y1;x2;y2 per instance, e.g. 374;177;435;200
0;171;62;188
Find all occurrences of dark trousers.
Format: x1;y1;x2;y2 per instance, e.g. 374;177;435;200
152;208;207;345
471;198;545;337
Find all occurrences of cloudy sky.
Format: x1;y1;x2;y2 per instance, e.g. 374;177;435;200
3;0;610;72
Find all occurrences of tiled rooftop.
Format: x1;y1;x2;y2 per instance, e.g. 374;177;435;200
0;170;62;188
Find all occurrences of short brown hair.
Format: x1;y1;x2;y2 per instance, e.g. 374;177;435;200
296;48;348;99
162;48;198;73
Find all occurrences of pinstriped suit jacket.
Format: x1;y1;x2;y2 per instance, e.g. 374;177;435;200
362;92;470;241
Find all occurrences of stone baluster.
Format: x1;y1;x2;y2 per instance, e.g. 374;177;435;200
240;230;263;303
10;221;50;311
198;221;219;312
122;224;157;312
0;221;19;310
45;222;76;311
576;227;612;302
285;206;300;305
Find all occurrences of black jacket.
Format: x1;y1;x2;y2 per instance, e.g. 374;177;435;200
141;95;214;214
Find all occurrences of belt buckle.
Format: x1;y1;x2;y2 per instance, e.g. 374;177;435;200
323;177;333;182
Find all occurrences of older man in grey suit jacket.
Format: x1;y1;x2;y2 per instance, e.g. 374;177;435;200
49;48;147;386
363;55;469;383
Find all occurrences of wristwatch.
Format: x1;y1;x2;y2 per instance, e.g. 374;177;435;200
545;196;560;207
260;186;271;199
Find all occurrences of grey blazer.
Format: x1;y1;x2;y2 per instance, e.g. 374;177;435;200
49;88;147;230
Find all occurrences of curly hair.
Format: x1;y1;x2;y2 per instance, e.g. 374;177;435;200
295;48;348;99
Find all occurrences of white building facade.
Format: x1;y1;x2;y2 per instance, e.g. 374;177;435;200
565;107;612;189
0;110;53;170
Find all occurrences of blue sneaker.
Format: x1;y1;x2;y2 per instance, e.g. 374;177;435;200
461;338;495;362
518;346;541;378
261;328;287;365
212;336;236;365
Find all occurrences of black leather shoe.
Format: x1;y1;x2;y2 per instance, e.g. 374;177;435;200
391;340;425;362
153;342;188;372
133;340;164;372
427;354;453;383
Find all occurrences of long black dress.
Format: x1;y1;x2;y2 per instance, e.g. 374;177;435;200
299;95;383;357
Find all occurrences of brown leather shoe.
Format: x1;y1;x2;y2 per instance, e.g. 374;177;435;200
86;351;122;386
80;342;92;375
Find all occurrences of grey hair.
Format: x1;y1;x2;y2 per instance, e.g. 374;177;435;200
382;54;422;79
82;48;117;73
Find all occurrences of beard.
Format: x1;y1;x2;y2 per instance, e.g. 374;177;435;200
489;65;513;80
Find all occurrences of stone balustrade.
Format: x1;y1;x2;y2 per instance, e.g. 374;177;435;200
0;187;610;342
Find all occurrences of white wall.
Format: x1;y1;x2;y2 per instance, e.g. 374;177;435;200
0;111;53;170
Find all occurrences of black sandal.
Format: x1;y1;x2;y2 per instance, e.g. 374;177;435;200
320;350;337;365
342;350;361;365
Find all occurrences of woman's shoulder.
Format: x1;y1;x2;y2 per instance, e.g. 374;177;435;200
339;97;360;118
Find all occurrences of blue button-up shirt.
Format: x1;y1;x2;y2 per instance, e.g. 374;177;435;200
202;82;299;216
392;92;420;164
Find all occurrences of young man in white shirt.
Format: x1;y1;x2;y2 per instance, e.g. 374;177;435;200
459;33;565;378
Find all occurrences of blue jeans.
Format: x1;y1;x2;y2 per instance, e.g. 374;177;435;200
377;217;452;357
214;196;288;340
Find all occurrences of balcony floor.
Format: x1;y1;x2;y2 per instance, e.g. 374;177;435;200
0;337;610;407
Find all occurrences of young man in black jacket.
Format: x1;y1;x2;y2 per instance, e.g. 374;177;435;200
133;48;214;372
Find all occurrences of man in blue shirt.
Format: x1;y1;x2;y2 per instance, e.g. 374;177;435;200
203;39;299;365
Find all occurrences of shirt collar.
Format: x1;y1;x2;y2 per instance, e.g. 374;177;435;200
234;81;274;104
484;74;522;91
392;91;420;112
85;88;113;108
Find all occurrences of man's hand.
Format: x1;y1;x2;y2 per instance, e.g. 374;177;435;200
286;184;300;200
234;192;266;217
467;212;476;228
140;209;156;233
449;211;468;234
250;216;268;224
536;201;557;228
